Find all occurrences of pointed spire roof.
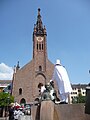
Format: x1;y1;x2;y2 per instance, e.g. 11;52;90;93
16;61;20;71
34;8;46;35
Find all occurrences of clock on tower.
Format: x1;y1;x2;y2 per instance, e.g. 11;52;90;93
36;36;44;42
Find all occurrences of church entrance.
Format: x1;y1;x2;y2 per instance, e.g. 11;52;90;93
20;98;26;105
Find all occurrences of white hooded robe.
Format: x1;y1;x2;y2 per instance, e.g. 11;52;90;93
52;65;72;95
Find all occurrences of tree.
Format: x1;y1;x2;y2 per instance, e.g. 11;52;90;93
0;92;14;107
77;93;86;103
72;93;86;104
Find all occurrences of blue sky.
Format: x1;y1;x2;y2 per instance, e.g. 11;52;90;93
0;0;90;84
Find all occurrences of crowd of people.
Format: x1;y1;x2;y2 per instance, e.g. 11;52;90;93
9;104;24;120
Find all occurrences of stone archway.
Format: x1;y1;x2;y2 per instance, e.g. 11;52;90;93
34;74;46;98
20;98;26;105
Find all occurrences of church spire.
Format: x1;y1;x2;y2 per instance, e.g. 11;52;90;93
34;8;45;35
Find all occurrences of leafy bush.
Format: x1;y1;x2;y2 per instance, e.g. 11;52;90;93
0;92;14;106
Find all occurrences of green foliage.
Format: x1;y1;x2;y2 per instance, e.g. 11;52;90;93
0;92;14;107
77;93;86;103
72;94;86;104
72;97;78;103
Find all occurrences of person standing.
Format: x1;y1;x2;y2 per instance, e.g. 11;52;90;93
14;107;19;120
9;104;14;120
51;59;72;104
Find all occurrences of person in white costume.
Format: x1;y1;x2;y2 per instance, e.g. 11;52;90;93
38;83;46;94
14;107;24;120
51;59;72;104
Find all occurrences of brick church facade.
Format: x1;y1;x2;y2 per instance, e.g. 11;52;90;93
12;9;54;104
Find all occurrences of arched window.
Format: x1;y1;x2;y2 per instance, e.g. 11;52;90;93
39;66;42;71
37;43;38;50
42;43;43;50
19;88;22;95
39;44;41;50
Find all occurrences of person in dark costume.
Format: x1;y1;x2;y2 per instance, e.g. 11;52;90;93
9;104;14;120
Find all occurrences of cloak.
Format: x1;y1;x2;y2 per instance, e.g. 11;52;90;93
52;65;72;94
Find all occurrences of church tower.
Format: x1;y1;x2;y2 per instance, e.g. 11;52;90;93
33;8;47;72
12;9;54;104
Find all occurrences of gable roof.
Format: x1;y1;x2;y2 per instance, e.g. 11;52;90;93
0;80;12;84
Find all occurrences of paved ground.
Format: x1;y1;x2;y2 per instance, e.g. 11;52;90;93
0;115;32;120
0;117;9;120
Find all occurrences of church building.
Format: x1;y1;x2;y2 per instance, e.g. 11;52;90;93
12;8;54;104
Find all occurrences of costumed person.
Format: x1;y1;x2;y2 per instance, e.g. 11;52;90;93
38;83;47;101
49;80;60;103
51;59;72;104
14;107;20;120
50;79;54;88
8;103;14;120
38;83;46;94
17;108;24;120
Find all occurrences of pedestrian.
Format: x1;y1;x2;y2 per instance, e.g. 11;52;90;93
9;103;14;120
17;108;24;120
14;107;19;120
51;59;72;104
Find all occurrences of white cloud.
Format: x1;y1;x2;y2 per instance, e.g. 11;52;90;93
0;63;13;80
